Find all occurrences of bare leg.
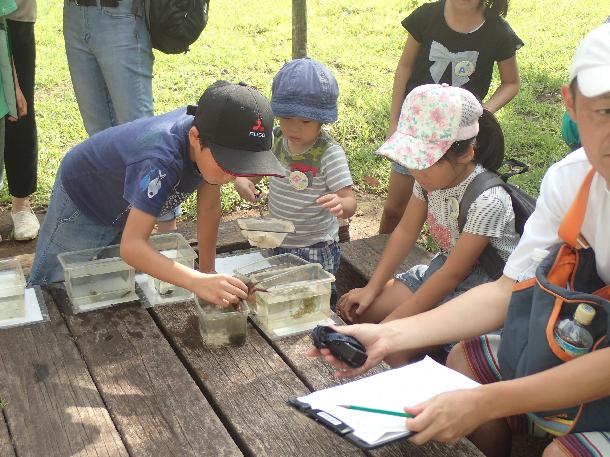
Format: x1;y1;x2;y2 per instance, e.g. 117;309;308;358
379;171;414;234
354;279;413;324
11;196;31;213
447;343;512;457
542;441;570;457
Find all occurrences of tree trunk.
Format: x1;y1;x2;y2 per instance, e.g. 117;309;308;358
292;0;307;59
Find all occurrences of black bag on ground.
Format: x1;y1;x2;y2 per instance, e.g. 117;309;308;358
458;159;537;280
143;0;210;54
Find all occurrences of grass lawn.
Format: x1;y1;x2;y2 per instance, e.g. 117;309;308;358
19;0;605;215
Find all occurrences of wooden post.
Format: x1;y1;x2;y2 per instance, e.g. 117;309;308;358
292;0;307;59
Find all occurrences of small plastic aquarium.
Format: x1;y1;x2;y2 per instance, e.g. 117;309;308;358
146;233;197;302
196;298;249;347
252;264;335;336
237;218;295;249
234;253;310;313
0;258;26;321
58;245;137;313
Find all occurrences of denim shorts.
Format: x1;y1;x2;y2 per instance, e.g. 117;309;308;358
28;169;123;286
395;253;493;305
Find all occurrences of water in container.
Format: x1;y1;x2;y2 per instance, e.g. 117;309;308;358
234;253;310;313
0;259;26;320
58;245;137;312
147;233;197;301
253;263;334;334
197;299;249;347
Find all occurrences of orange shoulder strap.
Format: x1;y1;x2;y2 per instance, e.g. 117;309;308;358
558;168;596;248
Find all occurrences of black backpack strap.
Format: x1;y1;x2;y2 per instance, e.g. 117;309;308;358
458;171;507;280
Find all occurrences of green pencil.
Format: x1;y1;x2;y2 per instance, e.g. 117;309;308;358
338;404;415;418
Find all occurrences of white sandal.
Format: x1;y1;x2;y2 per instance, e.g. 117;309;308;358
11;208;40;241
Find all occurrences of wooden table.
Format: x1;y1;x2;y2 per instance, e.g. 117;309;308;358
0;229;483;457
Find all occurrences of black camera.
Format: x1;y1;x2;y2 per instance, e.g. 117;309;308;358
311;325;368;368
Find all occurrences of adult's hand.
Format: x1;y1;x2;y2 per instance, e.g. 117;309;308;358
307;323;390;378
405;388;490;445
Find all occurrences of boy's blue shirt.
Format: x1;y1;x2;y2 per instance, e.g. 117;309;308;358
61;108;203;227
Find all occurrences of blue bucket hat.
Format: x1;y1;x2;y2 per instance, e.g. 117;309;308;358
271;58;339;123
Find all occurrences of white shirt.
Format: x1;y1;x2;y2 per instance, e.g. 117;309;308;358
504;149;610;284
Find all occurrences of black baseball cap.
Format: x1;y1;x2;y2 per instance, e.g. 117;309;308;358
188;81;285;177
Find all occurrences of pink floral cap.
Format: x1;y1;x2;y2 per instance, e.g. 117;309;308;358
376;84;483;170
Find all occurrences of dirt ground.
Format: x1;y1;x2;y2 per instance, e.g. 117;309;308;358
0;190;386;272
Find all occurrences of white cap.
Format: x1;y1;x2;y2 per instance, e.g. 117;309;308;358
574;303;596;326
569;24;610;97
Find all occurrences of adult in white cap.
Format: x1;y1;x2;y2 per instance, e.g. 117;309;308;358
310;24;610;457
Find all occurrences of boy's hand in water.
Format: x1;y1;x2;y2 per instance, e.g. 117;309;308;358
316;193;344;217
192;273;248;307
307;324;390;378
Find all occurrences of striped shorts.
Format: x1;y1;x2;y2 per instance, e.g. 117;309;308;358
463;335;610;457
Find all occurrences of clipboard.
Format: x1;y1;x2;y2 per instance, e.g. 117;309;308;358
287;397;412;450
286;357;481;449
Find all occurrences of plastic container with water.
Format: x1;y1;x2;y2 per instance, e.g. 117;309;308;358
196;298;249;347
237;218;295;249
252;263;335;336
147;233;197;301
234;253;310;313
0;259;26;320
58;245;137;313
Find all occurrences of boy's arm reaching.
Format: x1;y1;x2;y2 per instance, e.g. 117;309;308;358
120;194;248;307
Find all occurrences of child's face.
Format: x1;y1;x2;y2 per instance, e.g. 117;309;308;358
564;85;610;188
278;117;322;151
196;148;236;185
447;0;483;13
408;149;474;192
188;126;235;185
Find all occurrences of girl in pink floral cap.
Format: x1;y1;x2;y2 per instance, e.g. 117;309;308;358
337;84;520;366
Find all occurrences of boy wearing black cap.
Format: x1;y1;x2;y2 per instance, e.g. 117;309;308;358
29;81;285;307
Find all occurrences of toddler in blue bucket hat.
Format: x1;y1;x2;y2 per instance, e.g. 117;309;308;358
235;58;356;307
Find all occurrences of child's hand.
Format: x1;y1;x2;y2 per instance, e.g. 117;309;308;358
192;273;248;308
336;286;378;323
234;177;259;203
316;193;344;217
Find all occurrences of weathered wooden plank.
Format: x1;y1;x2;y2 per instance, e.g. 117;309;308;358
266;332;484;457
0;288;128;457
0;414;15;457
339;235;433;286
151;301;367;457
52;286;242;457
